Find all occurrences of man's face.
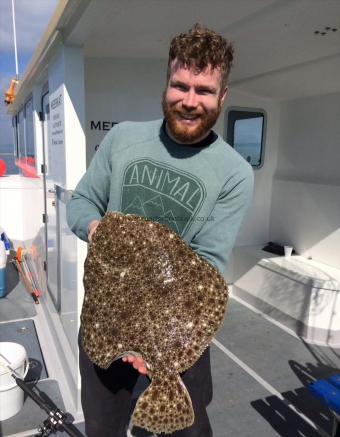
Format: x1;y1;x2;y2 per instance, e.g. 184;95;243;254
162;60;228;144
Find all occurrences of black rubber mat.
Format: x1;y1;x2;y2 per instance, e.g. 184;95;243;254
0;319;48;381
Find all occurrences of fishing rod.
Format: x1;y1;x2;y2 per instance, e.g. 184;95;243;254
11;0;19;81
0;353;84;437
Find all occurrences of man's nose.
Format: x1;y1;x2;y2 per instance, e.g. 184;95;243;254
182;89;198;109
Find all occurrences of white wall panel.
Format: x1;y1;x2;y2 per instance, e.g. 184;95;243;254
270;179;340;268
0;176;43;247
275;92;340;185
270;92;340;268
85;58;166;165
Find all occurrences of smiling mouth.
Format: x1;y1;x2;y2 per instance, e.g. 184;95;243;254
178;113;201;121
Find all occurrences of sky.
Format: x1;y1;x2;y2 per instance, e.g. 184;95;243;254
0;0;58;146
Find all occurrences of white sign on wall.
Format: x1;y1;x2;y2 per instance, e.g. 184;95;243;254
51;92;64;143
49;85;66;186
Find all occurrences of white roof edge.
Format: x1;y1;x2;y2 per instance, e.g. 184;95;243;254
9;0;90;113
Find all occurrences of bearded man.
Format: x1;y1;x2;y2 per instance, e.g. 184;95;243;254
67;24;253;437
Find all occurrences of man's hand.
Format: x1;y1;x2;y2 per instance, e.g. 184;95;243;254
88;220;101;242
122;355;148;375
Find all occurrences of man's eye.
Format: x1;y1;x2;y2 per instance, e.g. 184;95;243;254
176;85;186;91
197;89;212;95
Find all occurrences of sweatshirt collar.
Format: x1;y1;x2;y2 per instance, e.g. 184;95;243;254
161;119;218;149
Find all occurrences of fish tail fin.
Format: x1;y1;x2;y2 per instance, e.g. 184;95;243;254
132;373;194;434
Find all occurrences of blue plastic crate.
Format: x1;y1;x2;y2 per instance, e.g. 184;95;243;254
329;375;340;391
309;380;340;415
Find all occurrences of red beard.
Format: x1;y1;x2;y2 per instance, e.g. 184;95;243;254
162;93;221;144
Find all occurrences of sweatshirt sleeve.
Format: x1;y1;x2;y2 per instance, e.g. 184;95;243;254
190;162;254;276
66;129;114;242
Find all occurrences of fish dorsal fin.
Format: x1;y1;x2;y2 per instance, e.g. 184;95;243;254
133;372;194;434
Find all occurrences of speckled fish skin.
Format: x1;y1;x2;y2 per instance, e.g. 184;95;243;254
81;212;229;434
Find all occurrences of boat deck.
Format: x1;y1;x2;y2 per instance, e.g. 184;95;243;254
209;295;339;437
0;264;339;436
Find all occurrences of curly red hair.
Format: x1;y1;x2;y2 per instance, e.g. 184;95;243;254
167;23;234;91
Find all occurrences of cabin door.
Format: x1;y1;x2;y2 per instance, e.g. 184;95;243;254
41;91;60;309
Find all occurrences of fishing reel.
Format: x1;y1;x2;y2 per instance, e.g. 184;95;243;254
36;409;73;437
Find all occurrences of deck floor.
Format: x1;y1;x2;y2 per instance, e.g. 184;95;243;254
207;297;340;437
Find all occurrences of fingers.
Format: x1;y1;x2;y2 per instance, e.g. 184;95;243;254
89;226;99;242
122;355;148;375
137;365;148;375
88;220;100;242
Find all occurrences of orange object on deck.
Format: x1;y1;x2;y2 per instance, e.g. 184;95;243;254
0;159;7;176
15;157;38;178
4;78;19;105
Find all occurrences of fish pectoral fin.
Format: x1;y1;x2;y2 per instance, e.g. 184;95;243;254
132;372;194;434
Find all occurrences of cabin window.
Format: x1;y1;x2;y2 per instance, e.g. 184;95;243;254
25;97;35;161
18;109;25;159
225;108;266;169
12;115;19;157
14;97;37;177
0;116;19;175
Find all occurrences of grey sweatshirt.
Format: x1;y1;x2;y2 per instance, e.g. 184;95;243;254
66;119;253;275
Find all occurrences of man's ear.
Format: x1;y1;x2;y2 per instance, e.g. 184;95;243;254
220;86;229;105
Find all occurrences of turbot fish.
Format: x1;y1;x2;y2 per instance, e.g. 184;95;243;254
81;212;229;434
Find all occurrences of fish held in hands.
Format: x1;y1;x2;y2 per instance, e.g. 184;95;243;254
81;212;229;434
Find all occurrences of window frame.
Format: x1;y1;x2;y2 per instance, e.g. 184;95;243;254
17;107;26;160
224;107;267;169
12;115;19;158
24;95;35;161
